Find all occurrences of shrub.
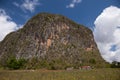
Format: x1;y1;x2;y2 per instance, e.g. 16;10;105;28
89;58;96;64
6;57;26;69
111;61;120;68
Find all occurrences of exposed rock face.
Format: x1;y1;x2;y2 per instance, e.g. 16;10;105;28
0;13;107;69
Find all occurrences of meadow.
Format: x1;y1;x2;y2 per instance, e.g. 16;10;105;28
0;68;120;80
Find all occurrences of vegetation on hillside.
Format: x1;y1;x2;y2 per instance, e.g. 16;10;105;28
6;57;26;69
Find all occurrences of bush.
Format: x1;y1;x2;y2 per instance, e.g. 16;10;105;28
111;61;120;68
89;58;96;64
7;57;26;69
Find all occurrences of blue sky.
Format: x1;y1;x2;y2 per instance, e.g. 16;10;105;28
0;0;120;62
0;0;119;28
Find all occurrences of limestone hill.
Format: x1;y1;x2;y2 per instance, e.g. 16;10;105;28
0;13;108;69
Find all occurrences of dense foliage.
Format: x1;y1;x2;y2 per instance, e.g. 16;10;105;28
111;61;120;68
6;57;26;69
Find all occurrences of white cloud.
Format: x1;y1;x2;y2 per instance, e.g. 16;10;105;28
66;0;82;8
0;9;22;41
13;2;19;7
93;6;120;62
21;0;39;12
13;0;39;12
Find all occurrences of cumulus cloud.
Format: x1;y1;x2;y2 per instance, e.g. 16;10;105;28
0;9;21;41
66;0;82;8
21;0;39;12
13;0;39;12
93;6;120;62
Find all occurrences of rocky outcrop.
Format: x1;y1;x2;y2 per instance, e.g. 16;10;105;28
0;13;107;69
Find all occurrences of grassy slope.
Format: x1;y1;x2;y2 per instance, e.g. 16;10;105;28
0;68;120;80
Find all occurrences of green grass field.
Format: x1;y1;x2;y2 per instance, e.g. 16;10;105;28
0;68;120;80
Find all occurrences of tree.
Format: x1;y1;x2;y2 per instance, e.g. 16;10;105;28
6;57;26;69
111;61;120;68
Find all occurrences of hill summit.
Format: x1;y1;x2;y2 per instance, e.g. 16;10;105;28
0;13;107;69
